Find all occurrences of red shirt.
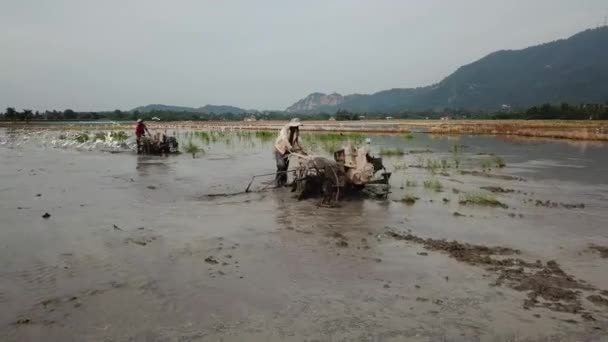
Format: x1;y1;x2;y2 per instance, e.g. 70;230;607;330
135;123;146;137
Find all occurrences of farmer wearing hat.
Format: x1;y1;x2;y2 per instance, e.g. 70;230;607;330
273;118;304;186
135;119;150;154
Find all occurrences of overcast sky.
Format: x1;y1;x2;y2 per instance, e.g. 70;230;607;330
1;0;606;111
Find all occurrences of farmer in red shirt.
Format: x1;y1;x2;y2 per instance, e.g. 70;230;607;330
135;119;150;153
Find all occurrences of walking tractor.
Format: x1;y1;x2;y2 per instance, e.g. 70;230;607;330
289;142;391;206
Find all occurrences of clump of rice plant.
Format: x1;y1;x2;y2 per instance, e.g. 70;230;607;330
93;132;106;141
194;131;211;144
184;139;203;158
393;162;408;171
459;193;508;209
58;133;67;140
491;154;506;168
254;130;275;142
110;131;128;142
425;159;441;174
405;180;418;187
423;179;443;192
403;133;414;140
480;158;493;170
450;144;466;154
401;195;419;205
312;132;363;142
75;133;89;143
479;153;506;170
379;147;405;157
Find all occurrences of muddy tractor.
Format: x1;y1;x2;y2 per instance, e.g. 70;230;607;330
137;133;179;155
290;144;391;205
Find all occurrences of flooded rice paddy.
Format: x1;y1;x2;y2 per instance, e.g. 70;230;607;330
1;126;608;341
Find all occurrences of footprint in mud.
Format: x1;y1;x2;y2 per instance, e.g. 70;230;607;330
20;281;127;325
125;235;158;246
204;256;219;264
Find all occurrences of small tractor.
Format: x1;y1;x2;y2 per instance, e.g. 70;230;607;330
290;143;391;206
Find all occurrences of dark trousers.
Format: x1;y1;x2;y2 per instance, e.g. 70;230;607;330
275;150;289;186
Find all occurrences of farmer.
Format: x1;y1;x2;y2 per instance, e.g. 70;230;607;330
135;119;150;154
273;118;304;186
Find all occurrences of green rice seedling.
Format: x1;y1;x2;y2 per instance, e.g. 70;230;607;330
480;158;493;170
379;147;405;157
254;130;275;142
393;162;408;171
110;131;128;142
441;159;449;170
93;132;106;141
403;133;414;140
405;180;418;187
315;132;363;142
423;179;443;192
58;133;67;140
425;159;441;174
194;131;211;144
453;157;461;169
450;144;466;154
75;133;89;143
459;193;507;208
184;139;203;158
491;154;506;168
321;140;342;153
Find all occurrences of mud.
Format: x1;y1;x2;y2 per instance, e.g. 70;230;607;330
2;127;608;341
589;244;608;258
532;199;586;209
460;170;526;181
459;197;508;209
386;231;607;320
398;195;419;205
480;186;515;193
588;295;608;307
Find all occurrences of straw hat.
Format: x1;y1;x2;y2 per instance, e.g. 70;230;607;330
288;118;302;127
137;119;143;123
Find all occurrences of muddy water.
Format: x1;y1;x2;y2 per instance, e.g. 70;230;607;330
1;127;608;341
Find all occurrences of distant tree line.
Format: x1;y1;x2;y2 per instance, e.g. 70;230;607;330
324;103;608;120
1;103;607;122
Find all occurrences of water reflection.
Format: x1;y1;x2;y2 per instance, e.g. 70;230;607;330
135;155;172;176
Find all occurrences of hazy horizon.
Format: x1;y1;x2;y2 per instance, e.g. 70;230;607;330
1;0;607;112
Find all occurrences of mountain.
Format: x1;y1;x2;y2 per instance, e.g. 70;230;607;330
287;27;608;113
286;92;346;113
133;104;249;114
